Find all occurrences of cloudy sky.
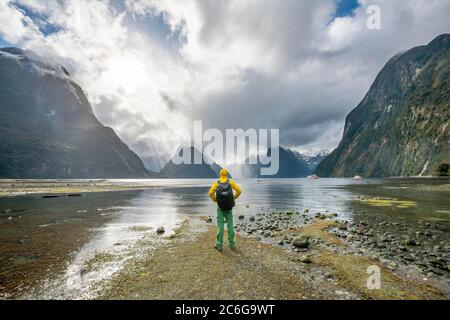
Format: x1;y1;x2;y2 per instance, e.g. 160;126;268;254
1;0;449;165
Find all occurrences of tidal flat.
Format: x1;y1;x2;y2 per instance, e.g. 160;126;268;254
0;179;163;197
0;178;449;299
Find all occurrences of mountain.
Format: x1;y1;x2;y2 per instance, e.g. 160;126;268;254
316;34;450;177
259;147;311;178
159;146;222;178
227;147;313;178
293;150;330;172
0;48;152;178
249;147;311;179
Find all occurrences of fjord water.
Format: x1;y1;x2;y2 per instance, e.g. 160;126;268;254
0;178;449;298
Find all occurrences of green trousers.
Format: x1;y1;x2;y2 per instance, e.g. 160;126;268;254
216;207;236;249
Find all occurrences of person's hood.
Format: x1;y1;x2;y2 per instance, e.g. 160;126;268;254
220;168;229;178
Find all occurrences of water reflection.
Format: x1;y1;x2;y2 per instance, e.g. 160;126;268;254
0;190;142;298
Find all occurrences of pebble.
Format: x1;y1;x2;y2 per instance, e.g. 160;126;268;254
404;239;418;246
292;235;309;248
298;255;312;264
335;290;348;295
337;223;348;230
156;226;165;234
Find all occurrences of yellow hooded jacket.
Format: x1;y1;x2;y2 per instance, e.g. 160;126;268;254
209;169;241;203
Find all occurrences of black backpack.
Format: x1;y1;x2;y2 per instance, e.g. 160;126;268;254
216;179;235;211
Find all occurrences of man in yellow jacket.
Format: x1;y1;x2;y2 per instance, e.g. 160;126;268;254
209;168;241;251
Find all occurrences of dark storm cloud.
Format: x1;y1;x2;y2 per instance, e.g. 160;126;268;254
1;0;450;157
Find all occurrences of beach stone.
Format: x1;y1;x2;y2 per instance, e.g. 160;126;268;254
292;235;309;248
80;268;88;276
337;223;348;230
404;239;418;246
238;215;245;220
335;290;348;296
156;226;165;234
298;255;312;264
429;267;445;276
249;216;255;222
388;262;398;269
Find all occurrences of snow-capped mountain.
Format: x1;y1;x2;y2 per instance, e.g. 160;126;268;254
292;150;330;172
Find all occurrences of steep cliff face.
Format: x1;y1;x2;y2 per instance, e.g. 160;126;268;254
0;48;151;178
316;34;450;177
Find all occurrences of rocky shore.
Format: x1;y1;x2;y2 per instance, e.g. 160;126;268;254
98;211;448;300
234;209;450;294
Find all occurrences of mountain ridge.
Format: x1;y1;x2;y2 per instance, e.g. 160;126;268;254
0;47;154;179
159;146;223;179
315;34;450;177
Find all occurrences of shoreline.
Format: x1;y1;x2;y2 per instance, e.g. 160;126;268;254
3;210;448;300
0;180;161;198
1;177;448;198
1;179;448;299
97;216;448;300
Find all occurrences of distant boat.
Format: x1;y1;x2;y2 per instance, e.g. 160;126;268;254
353;175;363;180
307;175;319;179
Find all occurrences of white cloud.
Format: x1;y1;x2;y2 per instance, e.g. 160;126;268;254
0;0;42;43
0;0;449;164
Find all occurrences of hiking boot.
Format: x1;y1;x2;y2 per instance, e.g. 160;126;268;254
230;244;237;251
214;245;223;251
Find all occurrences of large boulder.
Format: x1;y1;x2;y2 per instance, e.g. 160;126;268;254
291;235;310;248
